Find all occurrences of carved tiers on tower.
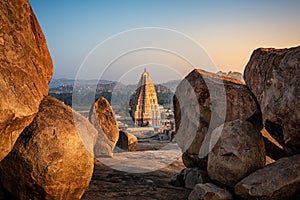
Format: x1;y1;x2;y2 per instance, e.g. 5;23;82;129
130;68;161;127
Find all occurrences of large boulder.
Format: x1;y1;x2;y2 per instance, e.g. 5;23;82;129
173;69;262;169
188;183;233;200
0;0;53;161
235;154;300;200
207;120;265;187
0;96;97;200
244;46;300;154
89;97;119;147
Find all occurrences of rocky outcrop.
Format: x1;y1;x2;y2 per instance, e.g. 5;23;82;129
207;120;266;187
173;69;262;168
0;0;53;161
244;46;300;154
116;131;138;152
89;97;119;147
0;96;97;200
235;154;300;200
188;183;233;200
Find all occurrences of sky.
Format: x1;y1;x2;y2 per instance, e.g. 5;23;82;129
29;0;300;84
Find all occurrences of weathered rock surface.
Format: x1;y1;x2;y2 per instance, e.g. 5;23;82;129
244;46;300;154
116;131;138;152
174;69;262;168
188;183;233;200
208;120;266;187
184;168;210;189
0;96;97;200
89;97;119;147
0;0;53;161
235;154;300;200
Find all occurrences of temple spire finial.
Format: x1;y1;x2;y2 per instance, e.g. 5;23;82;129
144;67;147;73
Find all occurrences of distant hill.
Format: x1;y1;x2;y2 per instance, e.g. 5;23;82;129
160;80;181;92
216;71;244;82
49;78;115;89
48;79;181;111
49;78;181;94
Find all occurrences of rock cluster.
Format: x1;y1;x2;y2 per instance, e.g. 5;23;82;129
0;1;115;199
1;1;299;198
173;69;262;169
0;0;53;161
0;97;97;199
173;46;300;199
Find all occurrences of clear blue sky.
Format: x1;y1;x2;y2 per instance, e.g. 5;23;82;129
29;0;300;84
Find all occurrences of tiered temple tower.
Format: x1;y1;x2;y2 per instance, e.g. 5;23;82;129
131;69;161;127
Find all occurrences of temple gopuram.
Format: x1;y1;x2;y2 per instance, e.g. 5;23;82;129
130;69;161;127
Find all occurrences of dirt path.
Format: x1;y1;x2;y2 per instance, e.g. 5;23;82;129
82;156;191;200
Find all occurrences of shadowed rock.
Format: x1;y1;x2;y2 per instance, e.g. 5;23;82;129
173;69;262;169
0;0;53;161
207;120;265;187
244;46;300;154
235;154;300;200
0;96;97;200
